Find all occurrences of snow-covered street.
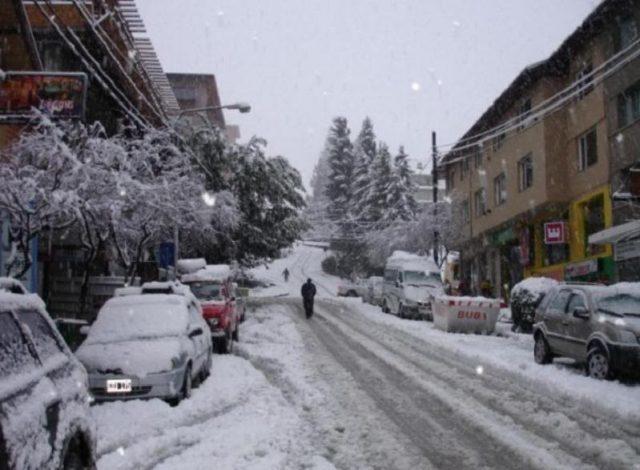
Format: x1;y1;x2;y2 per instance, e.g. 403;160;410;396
92;244;640;469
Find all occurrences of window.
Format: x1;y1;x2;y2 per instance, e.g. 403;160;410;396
447;168;456;190
0;312;38;379
473;146;483;168
576;62;593;99
613;15;638;53
493;173;506;206
567;293;587;314
474;188;486;216
518;154;533;191
461;199;470;223
583;194;605;257
548;290;572;314
517;98;532;131
617;81;640;128
492;133;506;152
578;129;598;171
18;310;65;360
460;158;469;181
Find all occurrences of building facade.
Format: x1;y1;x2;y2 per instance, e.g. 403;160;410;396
442;0;640;297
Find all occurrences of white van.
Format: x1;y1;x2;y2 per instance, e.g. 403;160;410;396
382;251;443;320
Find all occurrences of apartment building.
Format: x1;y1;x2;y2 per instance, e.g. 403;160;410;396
443;0;639;297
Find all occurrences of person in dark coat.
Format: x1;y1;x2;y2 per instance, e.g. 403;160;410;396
301;278;317;318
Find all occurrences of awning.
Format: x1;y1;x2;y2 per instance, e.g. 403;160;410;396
588;219;640;245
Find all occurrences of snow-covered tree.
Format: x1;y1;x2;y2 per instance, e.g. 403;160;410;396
0;116;81;277
382;146;418;224
324;117;355;224
363;142;393;227
351;117;377;220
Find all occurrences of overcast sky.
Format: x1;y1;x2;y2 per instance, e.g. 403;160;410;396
137;0;599;190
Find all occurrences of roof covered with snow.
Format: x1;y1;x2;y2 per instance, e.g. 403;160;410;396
386;251;439;273
182;264;232;283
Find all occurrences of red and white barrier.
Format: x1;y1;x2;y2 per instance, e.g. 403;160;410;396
432;296;500;334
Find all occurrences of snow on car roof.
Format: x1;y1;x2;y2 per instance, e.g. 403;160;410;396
386;251;439;273
0;291;46;312
0;277;27;293
182;264;232;282
176;258;207;274
84;294;190;344
511;277;559;296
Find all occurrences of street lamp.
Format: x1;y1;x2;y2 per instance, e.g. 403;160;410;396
174;102;251;122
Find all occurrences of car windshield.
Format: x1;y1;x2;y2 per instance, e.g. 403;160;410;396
186;281;223;301
597;293;640;317
404;271;442;286
84;297;188;344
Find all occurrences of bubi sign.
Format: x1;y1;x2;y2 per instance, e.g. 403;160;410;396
544;221;567;245
0;72;87;121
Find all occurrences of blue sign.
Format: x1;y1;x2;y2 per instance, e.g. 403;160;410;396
158;242;175;269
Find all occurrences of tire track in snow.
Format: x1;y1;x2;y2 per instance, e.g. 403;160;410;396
309;304;589;470
317;299;640;466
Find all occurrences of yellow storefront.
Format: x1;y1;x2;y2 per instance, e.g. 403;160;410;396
526;186;614;282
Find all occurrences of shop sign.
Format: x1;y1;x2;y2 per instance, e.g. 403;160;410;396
614;238;640;262
0;72;87;120
544;221;567;244
565;259;598;279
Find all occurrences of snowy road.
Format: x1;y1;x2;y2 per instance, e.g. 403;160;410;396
92;244;640;469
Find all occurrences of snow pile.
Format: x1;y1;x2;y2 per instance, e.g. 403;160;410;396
0;291;46;312
0;277;27;294
176;258;207;275
387;250;439;273
511;276;559;298
92;355;329;469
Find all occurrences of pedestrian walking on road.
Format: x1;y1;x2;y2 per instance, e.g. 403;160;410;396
301;278;317;319
283;268;290;282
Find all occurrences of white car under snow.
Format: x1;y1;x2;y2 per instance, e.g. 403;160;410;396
76;293;212;405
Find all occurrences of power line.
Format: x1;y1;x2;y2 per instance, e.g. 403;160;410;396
33;0;151;128
437;36;640;165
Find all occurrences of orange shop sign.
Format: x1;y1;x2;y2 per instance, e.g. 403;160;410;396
0;72;87;120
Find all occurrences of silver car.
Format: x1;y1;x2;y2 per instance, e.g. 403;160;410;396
77;294;212;405
533;283;640;380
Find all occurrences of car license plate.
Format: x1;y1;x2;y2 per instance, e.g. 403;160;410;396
106;379;132;393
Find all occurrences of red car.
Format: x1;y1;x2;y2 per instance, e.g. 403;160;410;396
182;267;239;354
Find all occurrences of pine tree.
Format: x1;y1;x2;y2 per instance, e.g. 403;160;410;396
324;117;355;224
384;146;418;224
364;142;393;227
351;117;377;222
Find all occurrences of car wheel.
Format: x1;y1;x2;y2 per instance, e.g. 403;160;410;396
198;351;212;383
398;303;405;319
232;324;239;342
218;331;233;354
347;290;357;297
382;300;389;314
534;334;553;365
587;347;613;380
61;436;91;470
182;365;193;399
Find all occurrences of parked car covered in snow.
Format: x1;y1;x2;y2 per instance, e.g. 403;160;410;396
182;265;239;354
533;282;640;380
510;276;558;332
76;294;212;405
363;276;384;306
337;279;367;298
382;251;443;320
0;292;96;469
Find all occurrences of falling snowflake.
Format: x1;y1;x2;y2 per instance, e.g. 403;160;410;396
411;81;421;92
475;365;484;375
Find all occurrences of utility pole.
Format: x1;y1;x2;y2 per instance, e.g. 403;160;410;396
432;131;439;265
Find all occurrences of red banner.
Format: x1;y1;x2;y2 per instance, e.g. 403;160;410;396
0;72;87;120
